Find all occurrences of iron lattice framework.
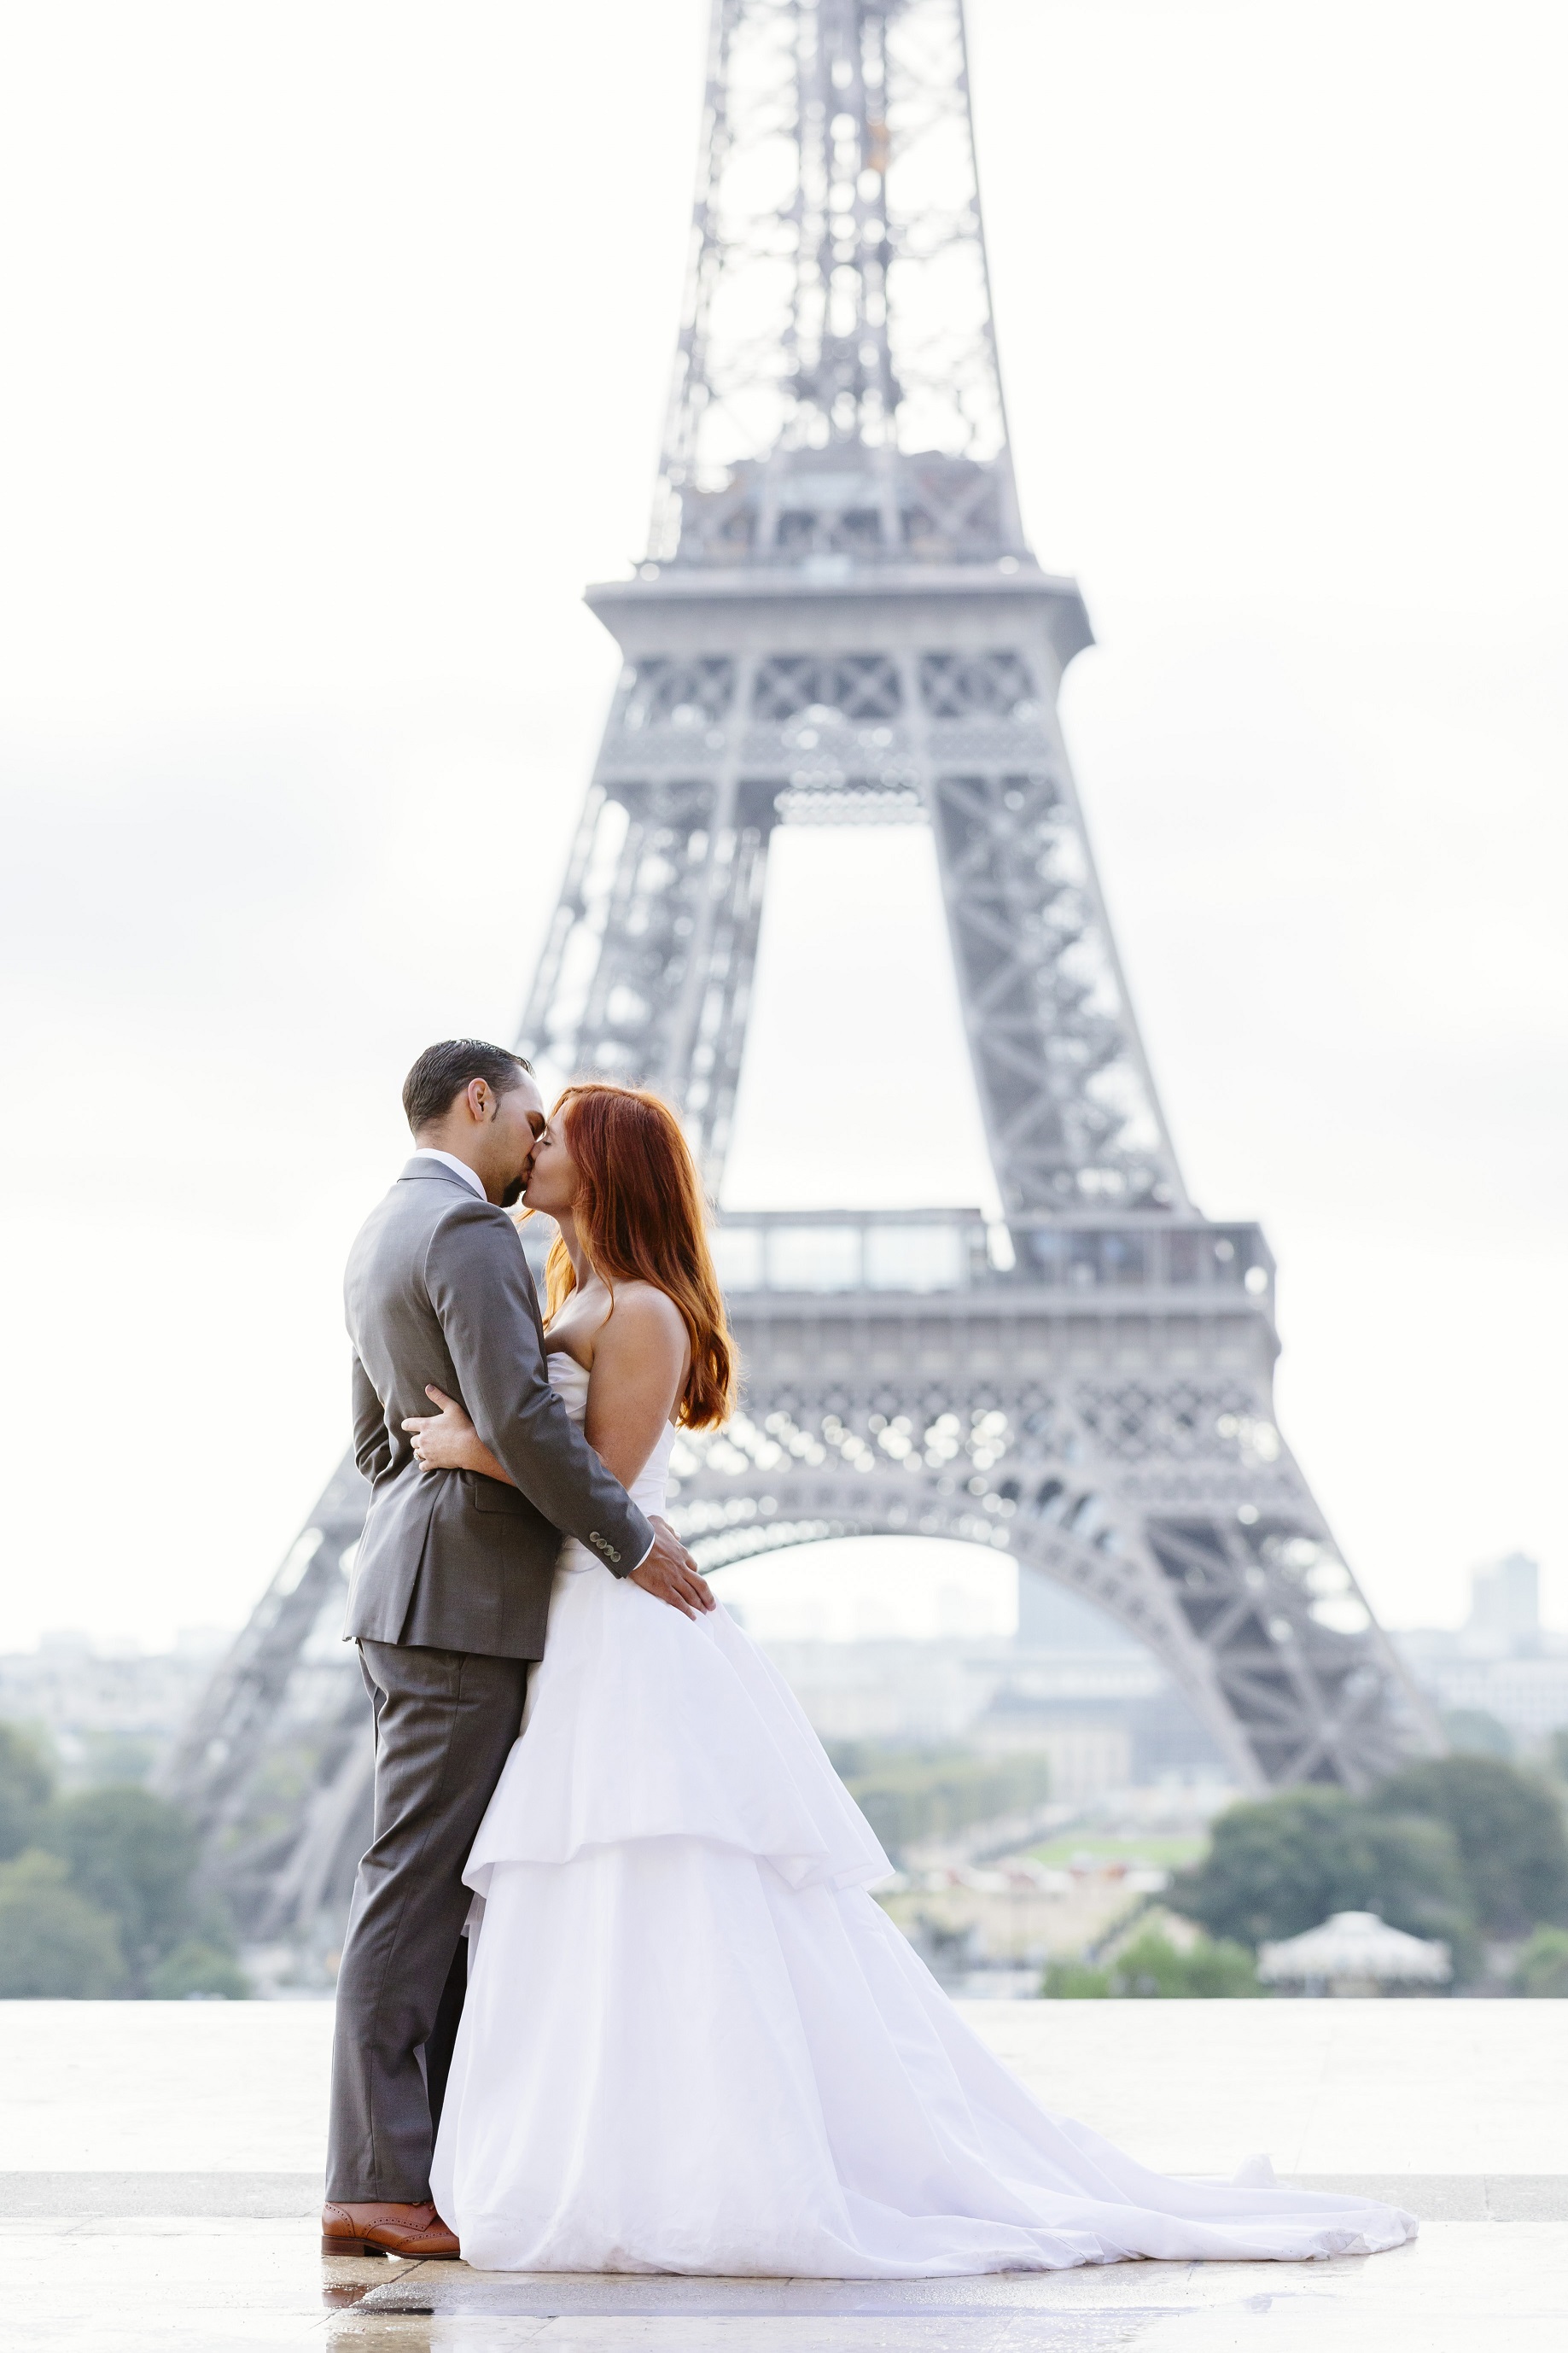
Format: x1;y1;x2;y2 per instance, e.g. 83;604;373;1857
651;0;1017;558
164;0;1437;1946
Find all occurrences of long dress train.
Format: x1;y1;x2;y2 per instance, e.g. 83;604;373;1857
430;1356;1415;2276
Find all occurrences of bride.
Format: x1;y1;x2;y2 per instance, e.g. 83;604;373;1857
405;1081;1415;2277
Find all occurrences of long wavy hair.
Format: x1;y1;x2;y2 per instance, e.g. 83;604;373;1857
528;1083;736;1430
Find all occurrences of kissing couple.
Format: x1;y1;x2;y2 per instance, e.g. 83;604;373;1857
322;1038;1416;2275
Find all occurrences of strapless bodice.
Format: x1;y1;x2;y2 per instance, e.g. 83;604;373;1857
545;1350;674;1521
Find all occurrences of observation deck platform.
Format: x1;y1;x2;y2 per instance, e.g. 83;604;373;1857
3;1998;1564;2350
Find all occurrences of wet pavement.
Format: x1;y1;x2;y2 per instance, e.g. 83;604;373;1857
3;2000;1564;2350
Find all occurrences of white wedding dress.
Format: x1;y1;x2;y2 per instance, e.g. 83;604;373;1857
430;1356;1415;2276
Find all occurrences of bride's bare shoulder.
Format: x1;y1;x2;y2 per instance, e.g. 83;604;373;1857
594;1282;688;1380
603;1279;685;1345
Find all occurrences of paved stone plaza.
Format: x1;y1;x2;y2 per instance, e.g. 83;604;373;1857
3;2000;1564;2350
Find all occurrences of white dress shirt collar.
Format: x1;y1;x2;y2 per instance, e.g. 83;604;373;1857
410;1147;487;1201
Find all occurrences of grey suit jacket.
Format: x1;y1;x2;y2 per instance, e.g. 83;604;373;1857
342;1157;655;1659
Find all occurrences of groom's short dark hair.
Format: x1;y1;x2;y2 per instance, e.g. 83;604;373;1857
403;1039;534;1135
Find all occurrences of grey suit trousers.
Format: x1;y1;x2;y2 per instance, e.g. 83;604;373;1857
325;1638;528;2203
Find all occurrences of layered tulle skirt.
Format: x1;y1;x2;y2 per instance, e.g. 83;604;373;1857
429;1555;1416;2275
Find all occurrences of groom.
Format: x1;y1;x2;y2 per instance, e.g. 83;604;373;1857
323;1039;712;2260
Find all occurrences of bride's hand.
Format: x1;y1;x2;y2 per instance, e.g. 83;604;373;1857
402;1386;487;1473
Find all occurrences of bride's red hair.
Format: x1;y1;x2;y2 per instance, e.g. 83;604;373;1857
530;1083;736;1430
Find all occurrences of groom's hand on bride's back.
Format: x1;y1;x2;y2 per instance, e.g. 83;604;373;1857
631;1517;714;1619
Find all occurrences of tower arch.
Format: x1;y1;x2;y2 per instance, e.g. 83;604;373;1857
164;0;1438;1944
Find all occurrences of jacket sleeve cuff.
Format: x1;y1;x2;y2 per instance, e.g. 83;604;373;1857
624;1533;656;1579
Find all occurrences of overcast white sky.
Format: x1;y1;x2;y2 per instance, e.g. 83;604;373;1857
1;0;1564;1652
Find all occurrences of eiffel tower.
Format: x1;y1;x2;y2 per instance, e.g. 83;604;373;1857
166;0;1438;1946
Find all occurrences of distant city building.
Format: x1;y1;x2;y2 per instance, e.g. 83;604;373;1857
1466;1553;1541;1653
0;1628;234;1780
2;1597;1232;1816
968;1695;1134;1804
757;1638;999;1748
755;1610;1224;1802
1408;1655;1568;1743
1392;1553;1568;1747
1014;1571;1140;1655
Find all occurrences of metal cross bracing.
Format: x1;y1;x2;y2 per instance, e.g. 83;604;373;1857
518;579;1180;1216
669;1211;1428;1791
161;1451;376;1939
654;0;1019;566
166;0;1438;1947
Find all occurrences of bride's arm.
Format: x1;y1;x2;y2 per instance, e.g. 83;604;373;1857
402;1387;514;1482
401;1289;681;1486
581;1288;687;1489
404;1284;685;1489
405;1293;709;1612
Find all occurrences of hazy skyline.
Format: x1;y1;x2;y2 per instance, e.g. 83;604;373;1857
2;0;1563;1650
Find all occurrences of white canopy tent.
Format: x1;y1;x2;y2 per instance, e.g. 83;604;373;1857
1258;1910;1451;1994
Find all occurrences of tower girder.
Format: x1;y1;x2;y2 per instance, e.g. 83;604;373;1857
165;0;1438;1942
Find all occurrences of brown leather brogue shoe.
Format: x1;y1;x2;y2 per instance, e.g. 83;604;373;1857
320;2199;462;2260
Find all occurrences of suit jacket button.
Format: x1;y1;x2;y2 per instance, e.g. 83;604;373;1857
608;1547;620;1564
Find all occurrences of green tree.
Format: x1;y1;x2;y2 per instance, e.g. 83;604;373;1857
1169;1787;1477;1975
1169;1789;1365;1946
1108;1929;1263;1999
1041;1957;1110;1997
1370;1755;1568;1936
76;1731;159;1788
1513;1925;1568;1997
1358;1813;1480;1973
1440;1709;1513;1761
42;1787;201;1992
147;1940;251;2000
1042;1931;1262;1998
0;1722;54;1861
1176;1936;1266;1997
0;1851;124;1997
836;1749;1053;1856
